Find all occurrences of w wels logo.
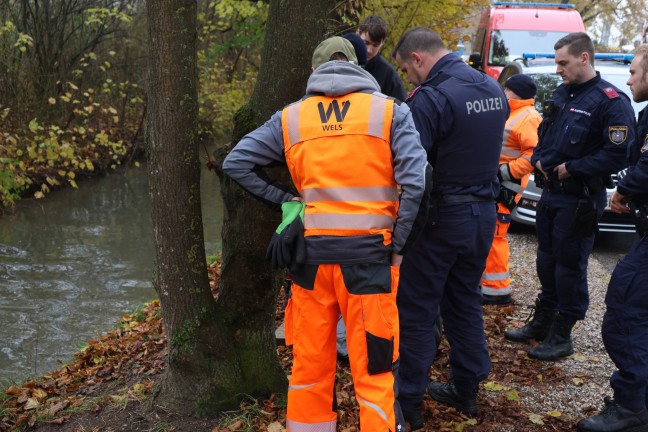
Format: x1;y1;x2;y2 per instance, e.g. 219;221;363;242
318;100;350;131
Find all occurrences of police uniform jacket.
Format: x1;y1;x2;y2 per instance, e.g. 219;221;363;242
617;106;648;203
222;61;428;264
406;53;508;198
531;72;635;183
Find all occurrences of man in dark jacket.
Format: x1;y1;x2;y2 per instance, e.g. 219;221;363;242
503;32;635;362
392;26;508;430
357;15;407;101
577;43;648;432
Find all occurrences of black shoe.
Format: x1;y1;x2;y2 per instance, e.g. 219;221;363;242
337;353;349;366
504;299;556;343
577;396;648;431
402;408;424;431
527;314;575;361
482;294;512;305
427;381;478;415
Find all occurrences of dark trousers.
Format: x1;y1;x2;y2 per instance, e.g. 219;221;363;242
602;236;648;411
396;201;495;411
535;189;606;320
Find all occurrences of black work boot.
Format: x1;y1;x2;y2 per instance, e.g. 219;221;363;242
401;407;424;431
577;396;648;432
504;299;556;343
427;380;478;416
527;313;576;361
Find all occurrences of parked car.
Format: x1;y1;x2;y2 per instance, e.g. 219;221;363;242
497;54;648;233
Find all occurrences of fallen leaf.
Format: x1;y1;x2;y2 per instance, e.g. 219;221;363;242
24;398;40;410
228;420;243;430
267;421;285;432
506;389;520;402
483;381;504;391
547;410;562;417
571;353;587;362
528;413;545;425
50;415;70;424
32;388;48;400
4;386;21;396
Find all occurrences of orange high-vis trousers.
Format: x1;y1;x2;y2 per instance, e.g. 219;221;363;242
286;263;401;432
481;203;512;296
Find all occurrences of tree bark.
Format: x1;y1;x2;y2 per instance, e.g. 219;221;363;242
147;0;336;414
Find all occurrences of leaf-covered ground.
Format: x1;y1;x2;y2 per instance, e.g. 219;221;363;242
1;258;591;432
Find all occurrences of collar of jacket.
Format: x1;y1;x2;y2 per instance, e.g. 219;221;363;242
508;98;535;111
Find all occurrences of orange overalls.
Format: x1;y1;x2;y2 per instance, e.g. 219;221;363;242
281;92;400;432
482;98;541;296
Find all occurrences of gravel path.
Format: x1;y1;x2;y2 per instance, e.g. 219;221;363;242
506;229;620;422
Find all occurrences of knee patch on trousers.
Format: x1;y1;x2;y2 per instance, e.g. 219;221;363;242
366;331;395;375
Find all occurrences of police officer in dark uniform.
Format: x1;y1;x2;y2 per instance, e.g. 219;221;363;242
577;44;648;432
504;32;635;361
392;27;508;429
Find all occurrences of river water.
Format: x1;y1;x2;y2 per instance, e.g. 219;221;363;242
0;162;222;383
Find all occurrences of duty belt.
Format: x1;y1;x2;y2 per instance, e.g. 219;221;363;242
437;194;494;206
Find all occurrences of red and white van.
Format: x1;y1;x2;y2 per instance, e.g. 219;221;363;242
469;2;585;79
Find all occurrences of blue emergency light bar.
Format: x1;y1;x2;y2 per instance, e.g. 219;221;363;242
522;52;634;62
493;2;575;9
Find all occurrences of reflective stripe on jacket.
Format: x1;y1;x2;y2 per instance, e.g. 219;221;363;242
501;98;541;200
282;92;398;244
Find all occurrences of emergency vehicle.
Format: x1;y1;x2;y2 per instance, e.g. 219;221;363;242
469;2;586;79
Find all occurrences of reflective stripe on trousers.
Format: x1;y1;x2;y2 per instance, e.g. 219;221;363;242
481;207;512;295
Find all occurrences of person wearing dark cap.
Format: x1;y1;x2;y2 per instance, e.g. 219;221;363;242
223;36;429;432
342;33;368;67
481;73;542;305
357;15;408;100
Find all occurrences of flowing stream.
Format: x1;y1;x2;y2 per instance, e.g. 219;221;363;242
0;161;222;383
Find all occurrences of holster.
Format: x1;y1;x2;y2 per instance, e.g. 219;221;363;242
570;196;598;238
630;202;648;237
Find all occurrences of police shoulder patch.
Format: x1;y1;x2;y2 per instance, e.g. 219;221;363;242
602;87;619;99
641;134;648;153
609;126;628;144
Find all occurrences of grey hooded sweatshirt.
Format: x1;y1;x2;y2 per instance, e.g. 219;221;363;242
222;60;428;264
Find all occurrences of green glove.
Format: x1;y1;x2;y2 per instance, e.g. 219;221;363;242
266;201;306;272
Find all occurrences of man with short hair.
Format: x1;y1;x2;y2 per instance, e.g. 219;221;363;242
223;36;429;432
504;32;636;362
482;73;542;305
577;44;648;432
357;15;407;101
392;27;508;429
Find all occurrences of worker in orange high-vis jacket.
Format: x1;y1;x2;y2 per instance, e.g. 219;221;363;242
223;36;430;432
481;74;542;305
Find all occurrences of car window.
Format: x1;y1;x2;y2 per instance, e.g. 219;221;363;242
488;30;571;66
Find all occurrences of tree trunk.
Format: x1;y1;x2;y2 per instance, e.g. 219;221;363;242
147;0;336;415
212;0;337;406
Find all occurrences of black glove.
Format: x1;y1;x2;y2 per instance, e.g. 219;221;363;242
266;201;306;272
